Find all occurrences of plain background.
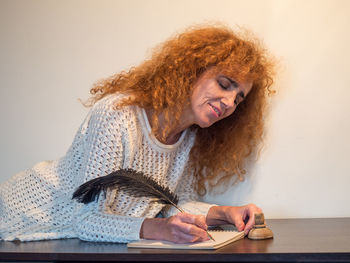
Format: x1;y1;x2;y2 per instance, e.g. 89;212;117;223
1;0;349;218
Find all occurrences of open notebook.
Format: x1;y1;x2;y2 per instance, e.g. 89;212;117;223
128;225;244;250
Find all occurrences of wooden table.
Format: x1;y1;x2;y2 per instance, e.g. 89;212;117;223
1;218;350;262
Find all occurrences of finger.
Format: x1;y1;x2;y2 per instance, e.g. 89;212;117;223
169;221;209;243
244;206;262;235
177;213;208;230
178;221;209;240
231;214;245;232
243;216;255;235
193;215;208;230
170;214;209;241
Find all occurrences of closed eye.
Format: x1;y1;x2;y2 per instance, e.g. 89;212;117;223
217;75;239;91
218;81;229;90
217;79;230;90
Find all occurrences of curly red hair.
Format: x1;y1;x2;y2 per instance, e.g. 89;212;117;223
89;24;275;195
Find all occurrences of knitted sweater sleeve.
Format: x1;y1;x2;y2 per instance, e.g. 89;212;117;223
163;162;217;218
72;97;144;243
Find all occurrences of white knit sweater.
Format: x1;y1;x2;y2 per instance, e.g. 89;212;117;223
0;94;215;243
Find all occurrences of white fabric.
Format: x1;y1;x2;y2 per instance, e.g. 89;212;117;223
0;94;215;243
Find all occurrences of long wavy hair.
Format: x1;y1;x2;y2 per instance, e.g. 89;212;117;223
88;24;275;195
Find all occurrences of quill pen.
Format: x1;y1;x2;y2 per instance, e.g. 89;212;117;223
72;168;214;241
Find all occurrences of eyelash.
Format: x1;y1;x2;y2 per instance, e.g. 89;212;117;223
218;80;230;90
217;77;239;90
217;78;242;106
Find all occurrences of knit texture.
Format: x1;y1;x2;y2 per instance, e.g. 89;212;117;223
0;94;215;243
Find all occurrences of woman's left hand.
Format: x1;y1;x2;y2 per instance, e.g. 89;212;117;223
206;204;262;235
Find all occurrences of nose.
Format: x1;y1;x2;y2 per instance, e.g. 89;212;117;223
221;91;237;109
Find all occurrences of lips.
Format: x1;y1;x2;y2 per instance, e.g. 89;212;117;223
208;103;222;117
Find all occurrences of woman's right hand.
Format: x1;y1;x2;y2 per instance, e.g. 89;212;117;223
140;213;210;243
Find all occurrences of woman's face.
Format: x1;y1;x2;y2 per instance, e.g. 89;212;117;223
190;71;253;128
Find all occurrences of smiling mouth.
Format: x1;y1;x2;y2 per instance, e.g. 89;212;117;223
208;103;222;117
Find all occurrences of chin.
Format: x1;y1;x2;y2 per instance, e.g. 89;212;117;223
195;114;217;128
197;120;214;128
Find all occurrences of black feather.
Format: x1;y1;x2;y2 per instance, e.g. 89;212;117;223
72;169;183;212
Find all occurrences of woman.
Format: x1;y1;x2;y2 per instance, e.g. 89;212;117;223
0;25;275;243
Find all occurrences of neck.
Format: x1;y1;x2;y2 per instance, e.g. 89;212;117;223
145;108;193;145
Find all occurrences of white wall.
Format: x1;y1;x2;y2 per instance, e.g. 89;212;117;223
1;0;349;219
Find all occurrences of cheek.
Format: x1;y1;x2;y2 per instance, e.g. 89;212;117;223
224;107;236;118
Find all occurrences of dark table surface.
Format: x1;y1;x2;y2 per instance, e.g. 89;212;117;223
1;218;350;262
